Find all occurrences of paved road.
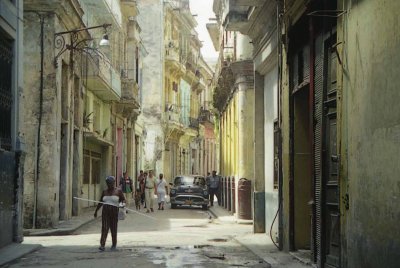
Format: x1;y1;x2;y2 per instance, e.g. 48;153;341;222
5;205;270;267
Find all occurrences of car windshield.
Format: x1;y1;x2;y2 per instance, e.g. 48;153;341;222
174;176;205;186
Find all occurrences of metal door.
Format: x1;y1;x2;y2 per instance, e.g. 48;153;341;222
322;38;340;268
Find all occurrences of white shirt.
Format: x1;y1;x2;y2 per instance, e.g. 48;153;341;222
157;178;167;193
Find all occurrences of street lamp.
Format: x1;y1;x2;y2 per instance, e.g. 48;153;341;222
54;23;111;68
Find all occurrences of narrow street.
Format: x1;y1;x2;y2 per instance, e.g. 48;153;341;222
5;206;271;268
2;0;399;267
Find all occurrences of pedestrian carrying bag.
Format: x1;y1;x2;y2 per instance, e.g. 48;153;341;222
118;206;126;220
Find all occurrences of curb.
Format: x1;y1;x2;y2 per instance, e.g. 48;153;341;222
24;217;98;236
0;244;42;267
231;237;273;268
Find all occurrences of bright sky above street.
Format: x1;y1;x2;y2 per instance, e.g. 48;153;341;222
189;0;219;68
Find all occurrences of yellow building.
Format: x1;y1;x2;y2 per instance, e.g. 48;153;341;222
162;0;213;181
208;0;255;219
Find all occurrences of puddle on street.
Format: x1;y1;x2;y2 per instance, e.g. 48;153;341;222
118;245;268;268
208;238;228;242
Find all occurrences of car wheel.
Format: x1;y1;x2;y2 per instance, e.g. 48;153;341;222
171;204;177;209
202;205;208;210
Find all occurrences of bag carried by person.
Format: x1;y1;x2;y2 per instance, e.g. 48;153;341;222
118;203;126;220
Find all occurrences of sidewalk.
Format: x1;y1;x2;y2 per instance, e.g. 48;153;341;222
0;208;96;267
24;207;96;236
209;204;311;268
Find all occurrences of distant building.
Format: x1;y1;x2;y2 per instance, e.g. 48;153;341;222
138;0;216;180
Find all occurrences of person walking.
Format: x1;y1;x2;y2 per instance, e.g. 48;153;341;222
141;171;147;207
208;170;220;207
157;173;168;210
145;170;157;213
94;176;126;251
137;170;144;201
119;171;133;210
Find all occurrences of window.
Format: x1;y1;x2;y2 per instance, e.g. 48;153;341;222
0;32;13;151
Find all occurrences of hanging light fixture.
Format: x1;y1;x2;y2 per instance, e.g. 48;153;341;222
99;34;110;47
53;23;112;67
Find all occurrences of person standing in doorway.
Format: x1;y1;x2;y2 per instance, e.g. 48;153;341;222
94;176;125;251
208;170;220;207
119;171;133;211
157;173;168;210
145;170;157;213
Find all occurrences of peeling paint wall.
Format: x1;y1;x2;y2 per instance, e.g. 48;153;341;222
342;0;400;267
137;0;164;172
23;13;63;228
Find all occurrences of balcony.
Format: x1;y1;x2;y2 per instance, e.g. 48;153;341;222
86;54;121;101
82;0;122;28
189;117;199;129
121;0;139;18
184;58;200;84
221;0;271;33
165;104;183;125
198;109;215;124
165;46;184;73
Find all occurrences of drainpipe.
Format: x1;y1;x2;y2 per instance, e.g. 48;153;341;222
33;13;45;229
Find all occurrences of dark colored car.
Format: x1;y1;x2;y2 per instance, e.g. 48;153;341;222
169;175;209;210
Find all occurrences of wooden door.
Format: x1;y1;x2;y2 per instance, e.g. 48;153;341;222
323;37;340;268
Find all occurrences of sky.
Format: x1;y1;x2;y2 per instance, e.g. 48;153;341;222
189;0;219;68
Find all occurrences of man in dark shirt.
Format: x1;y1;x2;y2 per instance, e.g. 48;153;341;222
119;171;133;210
208;170;220;206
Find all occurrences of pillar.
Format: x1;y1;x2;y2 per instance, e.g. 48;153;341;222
254;72;266;233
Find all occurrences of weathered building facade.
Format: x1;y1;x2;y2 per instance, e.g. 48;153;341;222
337;1;400;267
22;0;144;228
208;0;258;222
211;0;400;267
0;0;24;248
138;0;214;180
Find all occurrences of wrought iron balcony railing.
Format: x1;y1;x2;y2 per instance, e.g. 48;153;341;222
189;117;199;129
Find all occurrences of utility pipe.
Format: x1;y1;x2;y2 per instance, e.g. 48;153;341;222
33;13;45;229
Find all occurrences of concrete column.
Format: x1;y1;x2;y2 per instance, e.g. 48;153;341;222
163;141;171;179
72;130;82;216
254;72;266;233
220;115;224;175
237;78;254;180
200;140;203;175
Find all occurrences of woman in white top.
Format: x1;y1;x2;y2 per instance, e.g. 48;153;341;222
94;176;125;251
157;173;168;210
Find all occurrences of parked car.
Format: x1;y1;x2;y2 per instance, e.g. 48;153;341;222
169;175;209;210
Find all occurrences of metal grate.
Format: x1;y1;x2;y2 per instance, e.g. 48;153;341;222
314;33;324;266
0;32;13;151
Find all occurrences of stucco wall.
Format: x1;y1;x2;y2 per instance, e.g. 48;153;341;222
23;13;62;228
264;66;279;240
137;0;164;171
343;1;400;267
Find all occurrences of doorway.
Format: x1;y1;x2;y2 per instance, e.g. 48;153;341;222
292;87;313;250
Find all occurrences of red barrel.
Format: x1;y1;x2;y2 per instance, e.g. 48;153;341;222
238;178;251;220
231;177;236;213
